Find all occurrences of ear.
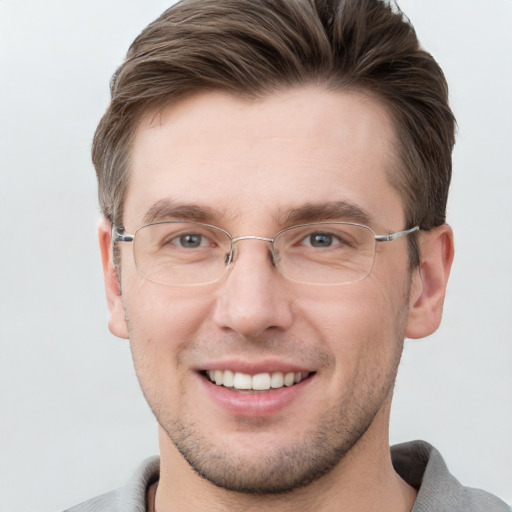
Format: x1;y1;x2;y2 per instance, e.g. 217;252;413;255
98;219;129;339
405;224;454;339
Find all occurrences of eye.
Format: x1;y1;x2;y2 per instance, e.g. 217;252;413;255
303;232;341;248
173;233;209;248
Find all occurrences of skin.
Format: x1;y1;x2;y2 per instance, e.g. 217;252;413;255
99;86;454;511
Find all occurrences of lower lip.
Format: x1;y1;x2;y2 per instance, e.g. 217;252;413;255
200;374;314;417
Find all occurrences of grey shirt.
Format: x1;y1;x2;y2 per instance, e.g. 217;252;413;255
64;440;510;511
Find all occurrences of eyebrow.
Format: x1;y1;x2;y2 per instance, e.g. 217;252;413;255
142;198;373;228
279;201;372;226
143;199;222;224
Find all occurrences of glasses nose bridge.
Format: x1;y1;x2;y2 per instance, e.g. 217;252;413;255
228;235;276;265
231;235;274;244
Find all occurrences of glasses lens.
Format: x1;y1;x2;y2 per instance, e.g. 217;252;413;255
274;223;376;285
133;222;232;286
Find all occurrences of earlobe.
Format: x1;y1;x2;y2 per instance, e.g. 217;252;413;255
98;219;129;340
405;224;454;339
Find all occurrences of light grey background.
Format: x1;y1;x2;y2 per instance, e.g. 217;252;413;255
0;1;511;510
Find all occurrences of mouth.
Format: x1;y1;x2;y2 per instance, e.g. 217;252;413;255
202;369;313;391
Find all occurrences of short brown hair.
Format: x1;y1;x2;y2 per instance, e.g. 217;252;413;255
92;0;456;265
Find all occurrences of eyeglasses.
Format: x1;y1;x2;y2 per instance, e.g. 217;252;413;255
113;221;419;286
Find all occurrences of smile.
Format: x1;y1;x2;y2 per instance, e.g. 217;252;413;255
204;370;312;391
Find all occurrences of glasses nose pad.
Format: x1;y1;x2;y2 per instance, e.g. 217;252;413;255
270;246;280;266
224;244;237;267
223;239;276;270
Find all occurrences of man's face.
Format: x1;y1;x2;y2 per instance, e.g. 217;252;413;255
108;87;421;493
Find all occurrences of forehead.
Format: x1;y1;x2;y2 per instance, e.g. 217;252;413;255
125;86;404;231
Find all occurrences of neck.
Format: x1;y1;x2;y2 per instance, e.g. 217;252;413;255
153;411;417;512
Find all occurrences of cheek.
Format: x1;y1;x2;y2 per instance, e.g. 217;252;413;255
303;280;404;337
300;281;407;377
124;277;212;334
123;284;217;416
122;281;215;373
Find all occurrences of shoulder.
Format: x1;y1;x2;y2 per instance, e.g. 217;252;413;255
63;456;160;512
391;440;510;512
63;489;120;512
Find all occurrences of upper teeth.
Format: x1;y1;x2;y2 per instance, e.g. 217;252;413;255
207;370;310;390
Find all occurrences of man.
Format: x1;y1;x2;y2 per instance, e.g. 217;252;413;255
66;0;510;510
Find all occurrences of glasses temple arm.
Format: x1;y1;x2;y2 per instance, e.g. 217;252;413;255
111;226;134;244
374;225;419;242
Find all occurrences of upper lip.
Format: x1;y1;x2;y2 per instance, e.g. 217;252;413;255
195;358;315;375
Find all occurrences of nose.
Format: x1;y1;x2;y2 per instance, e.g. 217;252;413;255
212;239;294;339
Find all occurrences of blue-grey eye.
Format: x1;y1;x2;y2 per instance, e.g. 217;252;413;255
179;234;203;248
308;233;335;247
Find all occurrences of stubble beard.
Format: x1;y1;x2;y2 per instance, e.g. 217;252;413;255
130;286;410;495
162;395;391;494
156;336;405;495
